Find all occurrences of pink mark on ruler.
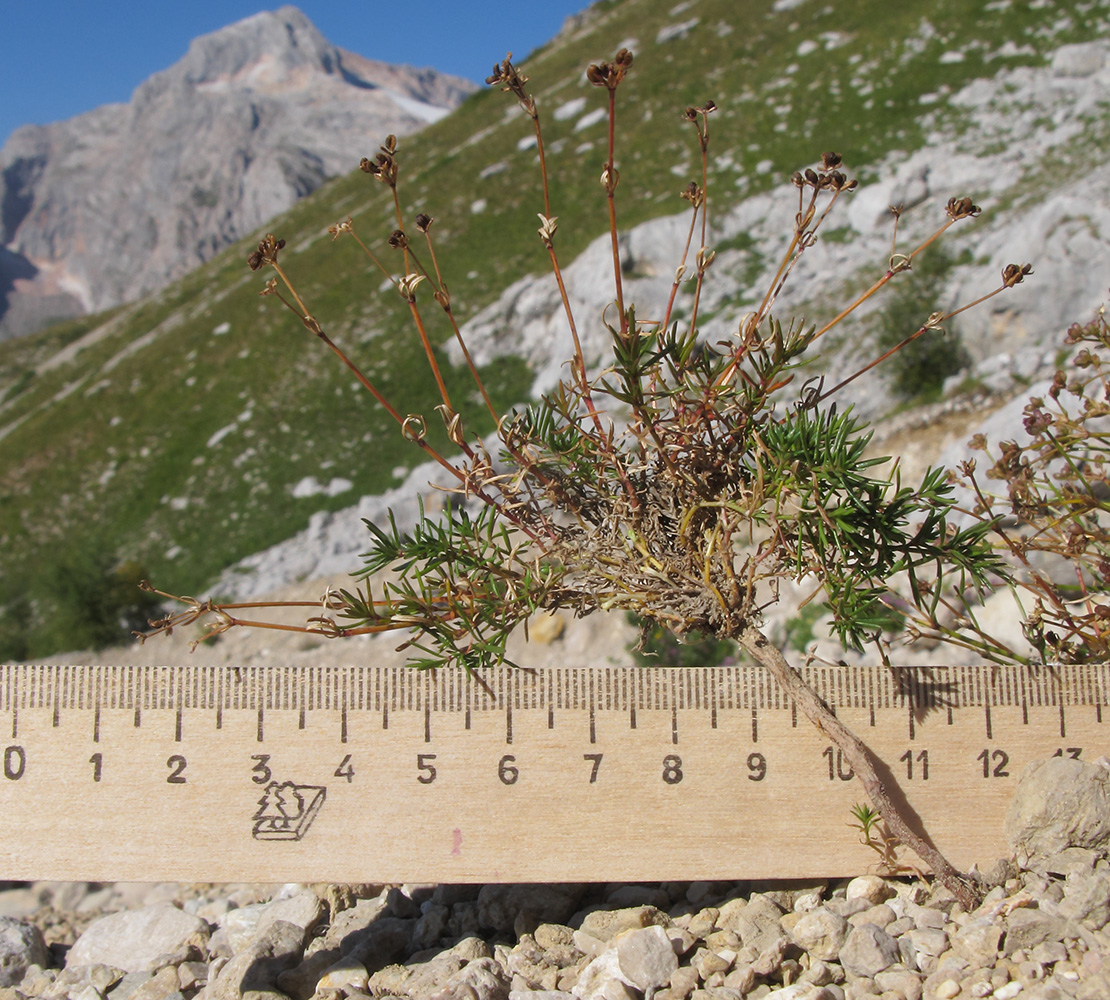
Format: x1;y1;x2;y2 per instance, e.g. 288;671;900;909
451;828;463;855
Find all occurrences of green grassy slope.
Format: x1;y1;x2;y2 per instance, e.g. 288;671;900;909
0;0;1103;655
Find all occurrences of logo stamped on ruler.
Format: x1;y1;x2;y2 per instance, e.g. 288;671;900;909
252;780;326;841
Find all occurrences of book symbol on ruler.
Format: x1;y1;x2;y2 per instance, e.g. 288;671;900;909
252;780;327;841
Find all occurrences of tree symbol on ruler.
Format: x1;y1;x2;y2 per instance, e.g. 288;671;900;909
252;779;326;841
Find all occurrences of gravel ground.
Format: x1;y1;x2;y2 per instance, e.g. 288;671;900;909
1;852;1108;1000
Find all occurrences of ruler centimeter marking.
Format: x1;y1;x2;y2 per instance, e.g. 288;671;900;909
0;662;1107;883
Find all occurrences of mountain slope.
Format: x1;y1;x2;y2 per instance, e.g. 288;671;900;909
0;5;474;339
1;0;1108;657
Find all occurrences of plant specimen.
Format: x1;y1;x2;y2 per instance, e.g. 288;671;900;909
142;50;1035;905
912;304;1110;664
848;803;927;881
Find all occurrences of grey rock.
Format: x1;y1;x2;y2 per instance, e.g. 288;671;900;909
692;946;732;979
664;964;701;997
413;902;451;949
1030;940;1068;964
910;907;948;930
843;878;893;906
318;893;412;966
874;968;922;1000
577;906;669;943
66;905;209;973
800;960;843;988
1003;907;1069;955
534;924;575;951
106;970;157;1000
751;936;789;977
430;957;511;1000
218;903;265;953
479;886;586;935
0;6;475;339
838;924;900;978
823;898;872;919
256;890;325;943
570;949;636;1000
0;917;49;987
1052;42;1106;77
275;948;339;1000
721;894;785;953
321;893;388;946
113;966;180;1000
615;926;678;991
909;926;951;961
1005;757;1110;858
885;916;914;938
790;907;849;961
686;908;720;941
346;915;416;968
385;886;424;920
1058;870;1110;925
41;963;126;999
175;962;207;992
572;930;607;960
197;919;304;1000
369;938;492;999
846;904;895;930
317;954;372;994
1036;847;1100;878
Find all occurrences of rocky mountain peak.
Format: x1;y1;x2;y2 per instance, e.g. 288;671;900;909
144;5;337;96
0;6;476;340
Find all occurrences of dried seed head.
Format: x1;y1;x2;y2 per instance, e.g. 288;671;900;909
247;233;285;271
946;196;982;220
537;213;559;247
388;229;409;250
415;213;433;234
397;273;426;301
401;414;427;443
680;181;703;207
486;53;531;104
820;151;842;170
587;48;634;90
361;140;399;187
1001;262;1033;288
436;404;466;447
328;216;354;240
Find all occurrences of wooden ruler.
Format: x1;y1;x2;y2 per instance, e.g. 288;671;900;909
0;662;1106;883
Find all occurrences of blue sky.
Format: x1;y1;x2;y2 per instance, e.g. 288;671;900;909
0;1;590;145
